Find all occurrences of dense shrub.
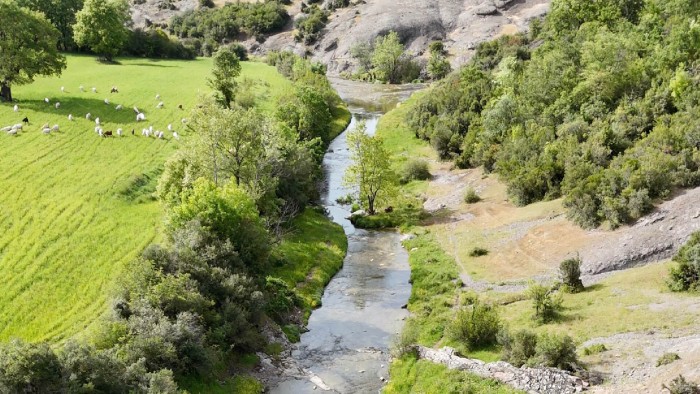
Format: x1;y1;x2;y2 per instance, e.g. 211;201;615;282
581;343;607;355
657;352;681;367
664;375;700;394
294;5;329;44
527;283;563;323
400;159;431;184
469;247;489;257
499;329;538;367
464;187;481;203
448;299;501;350
559;257;584;293
668;232;700;292
125;28;196;59
533;333;578;371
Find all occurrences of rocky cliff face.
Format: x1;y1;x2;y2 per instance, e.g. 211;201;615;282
257;0;550;74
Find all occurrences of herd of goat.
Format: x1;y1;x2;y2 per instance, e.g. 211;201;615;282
3;86;184;140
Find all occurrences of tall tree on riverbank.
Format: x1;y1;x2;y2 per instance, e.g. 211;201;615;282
345;122;396;215
0;0;66;102
73;0;130;62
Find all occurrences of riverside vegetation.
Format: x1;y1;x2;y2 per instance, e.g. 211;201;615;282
0;4;351;389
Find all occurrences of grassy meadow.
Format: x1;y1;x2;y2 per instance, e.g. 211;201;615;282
0;54;296;342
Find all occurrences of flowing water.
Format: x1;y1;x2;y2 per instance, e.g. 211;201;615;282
270;82;422;394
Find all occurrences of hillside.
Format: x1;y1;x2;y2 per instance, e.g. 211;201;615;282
0;55;293;342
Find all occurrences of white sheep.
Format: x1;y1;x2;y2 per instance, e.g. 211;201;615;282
41;123;49;129
95;117;100;125
95;126;101;133
12;124;22;130
68;114;73;121
181;118;187;124
141;128;147;136
104;98;110;105
51;124;59;132
60;86;65;93
7;129;17;135
172;131;179;140
157;131;164;139
55;102;60;109
117;128;123;137
13;105;18;112
79;85;85;92
42;128;51;134
155;94;160;100
44;97;50;104
98;129;103;137
156;102;164;109
167;124;172;131
91;87;97;93
133;106;140;114
136;113;146;121
115;104;123;110
86;113;92;120
0;126;11;132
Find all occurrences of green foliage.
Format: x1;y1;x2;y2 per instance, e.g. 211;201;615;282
73;0;130;61
0;340;64;393
668;232;700;292
532;333;578;371
448;299;501;350
499;329;538;367
294;5;329;44
345;122;397;214
208;46;242;108
464;187;482;204
428;41;452;80
663;375;700;394
581;343;607;355
469;247;489;257
527;283;563;323
277;85;332;143
559;257;584;293
125;28;196;59
400;159;432;184
16;0;83;50
403;0;700;228
371;31;406;83
0;0;66;101
657;352;681;367
169;1;288;56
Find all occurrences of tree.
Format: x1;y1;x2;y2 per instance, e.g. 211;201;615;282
371;31;405;83
344;122;396;215
73;0;130;62
17;0;84;50
427;41;451;80
276;85;332;143
0;1;66;102
208;46;242;108
0;339;64;393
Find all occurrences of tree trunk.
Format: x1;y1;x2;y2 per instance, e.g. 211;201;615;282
367;194;375;215
0;80;12;102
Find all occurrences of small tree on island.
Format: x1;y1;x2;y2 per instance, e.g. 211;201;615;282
73;0;130;62
344;122;396;215
0;0;66;102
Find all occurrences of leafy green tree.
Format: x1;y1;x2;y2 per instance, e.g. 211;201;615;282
208;46;242;108
527;282;563;323
17;0;84;50
0;339;64;393
448;299;501;350
668;232;700;292
427;41;451;80
344;122;396;214
0;0;66;101
73;0;130;62
276;85;332;143
371;31;405;83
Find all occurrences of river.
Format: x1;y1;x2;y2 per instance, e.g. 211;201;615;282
269;81;423;393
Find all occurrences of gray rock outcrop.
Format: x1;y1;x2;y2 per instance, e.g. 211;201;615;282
416;346;587;394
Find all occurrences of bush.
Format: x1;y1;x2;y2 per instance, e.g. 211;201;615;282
464;187;481;204
657;352;681;367
663;375;700;394
391;320;419;358
559;257;584;293
581;343;607;355
400;159;431;184
499;329;538;367
532;333;578;371
527;282;563;323
668;232;700;292
469;247;488;257
447;299;500;350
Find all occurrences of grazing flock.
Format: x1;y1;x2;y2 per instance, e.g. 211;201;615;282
4;85;187;141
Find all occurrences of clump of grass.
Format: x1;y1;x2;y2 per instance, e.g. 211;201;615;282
400;159;431;184
469;247;489;257
582;343;608;356
335;194;354;205
464;187;481;204
657;352;681;367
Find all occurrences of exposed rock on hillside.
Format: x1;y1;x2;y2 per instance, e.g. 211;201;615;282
260;0;550;74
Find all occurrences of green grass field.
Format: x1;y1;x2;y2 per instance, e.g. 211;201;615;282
0;54;300;343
